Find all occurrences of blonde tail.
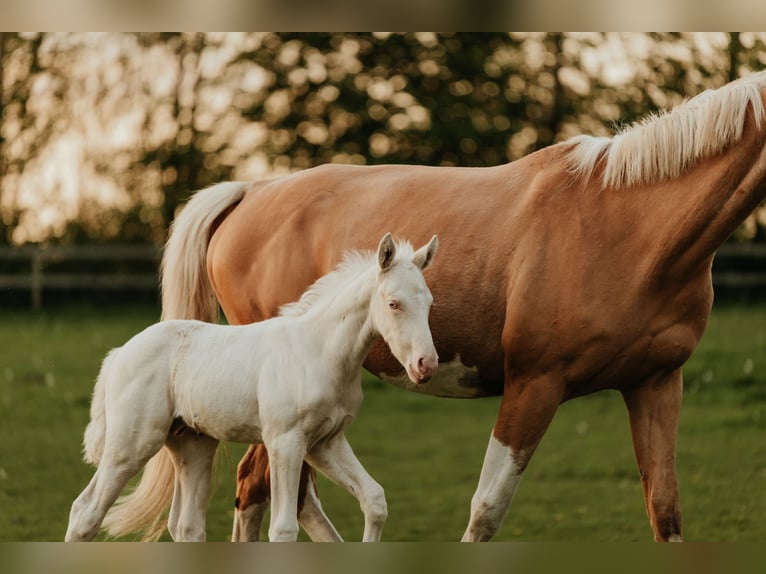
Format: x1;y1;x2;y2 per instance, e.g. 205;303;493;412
100;449;175;541
108;182;250;540
161;181;250;322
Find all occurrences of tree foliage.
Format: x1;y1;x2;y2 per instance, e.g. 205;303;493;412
1;33;765;245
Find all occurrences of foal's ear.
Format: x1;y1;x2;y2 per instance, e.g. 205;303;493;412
413;235;438;271
377;232;396;272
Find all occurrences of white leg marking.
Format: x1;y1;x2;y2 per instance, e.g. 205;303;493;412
232;502;267;542
462;434;524;542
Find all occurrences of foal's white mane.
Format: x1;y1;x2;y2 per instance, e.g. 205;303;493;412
567;71;766;188
278;240;418;318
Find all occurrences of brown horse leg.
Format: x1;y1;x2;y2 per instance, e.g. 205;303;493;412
232;444;270;541
462;377;564;541
232;444;342;541
621;369;684;542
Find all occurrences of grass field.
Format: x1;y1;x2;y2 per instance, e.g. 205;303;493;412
0;302;764;542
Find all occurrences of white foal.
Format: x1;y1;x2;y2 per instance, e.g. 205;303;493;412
65;233;439;542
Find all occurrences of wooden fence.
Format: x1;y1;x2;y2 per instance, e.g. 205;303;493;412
710;242;766;288
0;242;764;310
0;244;160;310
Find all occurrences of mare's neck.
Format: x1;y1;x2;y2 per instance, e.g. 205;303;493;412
651;111;766;275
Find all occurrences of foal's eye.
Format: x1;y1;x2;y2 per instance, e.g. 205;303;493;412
388;300;400;311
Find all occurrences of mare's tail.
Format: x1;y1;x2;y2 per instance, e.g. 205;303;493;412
161;181;250;322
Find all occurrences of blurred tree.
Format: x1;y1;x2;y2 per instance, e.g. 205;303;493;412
0;33;764;245
0;32;6;244
238;33;527;169
0;33;46;245
134;33;255;231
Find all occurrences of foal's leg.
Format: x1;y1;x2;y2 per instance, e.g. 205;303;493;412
462;376;564;542
297;466;343;541
621;369;684;542
164;431;219;542
264;432;308;541
305;432;387;542
66;433;166;541
66;406;170;541
232;443;342;542
66;458;144;541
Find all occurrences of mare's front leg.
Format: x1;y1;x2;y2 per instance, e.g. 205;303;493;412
462;374;564;541
305;431;387;542
621;369;684;542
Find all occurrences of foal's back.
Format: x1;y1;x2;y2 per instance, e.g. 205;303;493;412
111;319;271;443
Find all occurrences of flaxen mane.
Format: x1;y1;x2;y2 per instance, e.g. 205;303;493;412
567;71;766;188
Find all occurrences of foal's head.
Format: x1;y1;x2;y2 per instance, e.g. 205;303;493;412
371;233;439;384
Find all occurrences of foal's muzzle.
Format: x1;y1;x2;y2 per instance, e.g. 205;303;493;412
409;354;438;384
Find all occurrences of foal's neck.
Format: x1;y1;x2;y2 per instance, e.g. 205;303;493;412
304;266;379;377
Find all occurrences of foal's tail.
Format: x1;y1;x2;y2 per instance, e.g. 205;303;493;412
100;450;175;541
90;182;250;541
81;349;175;541
82;349;118;466
161;181;250;322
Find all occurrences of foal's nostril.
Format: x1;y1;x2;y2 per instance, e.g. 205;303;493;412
417;356;437;376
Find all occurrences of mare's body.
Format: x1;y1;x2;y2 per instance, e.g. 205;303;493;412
162;72;766;541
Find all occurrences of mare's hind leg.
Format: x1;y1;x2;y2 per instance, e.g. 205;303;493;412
232;443;342;542
462;375;564;542
621;369;683;542
164;429;219;542
305;432;387;542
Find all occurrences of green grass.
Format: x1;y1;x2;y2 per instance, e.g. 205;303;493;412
0;303;764;541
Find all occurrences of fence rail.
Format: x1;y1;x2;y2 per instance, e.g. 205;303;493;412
712;242;766;288
0;244;160;310
0;243;764;310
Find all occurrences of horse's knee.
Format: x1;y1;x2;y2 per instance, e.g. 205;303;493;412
268;519;300;542
363;483;388;527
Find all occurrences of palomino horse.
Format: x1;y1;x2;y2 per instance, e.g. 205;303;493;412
65;233;439;542
161;71;766;541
